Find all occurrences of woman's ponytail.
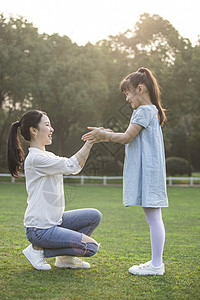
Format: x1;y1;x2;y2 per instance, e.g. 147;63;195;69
7;121;24;178
7;109;46;177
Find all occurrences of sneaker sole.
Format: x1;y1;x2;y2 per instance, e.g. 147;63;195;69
22;249;51;271
54;263;90;269
129;270;164;275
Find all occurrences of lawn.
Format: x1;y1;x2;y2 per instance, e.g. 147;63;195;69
0;183;199;300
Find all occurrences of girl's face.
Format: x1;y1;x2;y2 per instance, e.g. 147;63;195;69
32;115;54;146
124;88;141;109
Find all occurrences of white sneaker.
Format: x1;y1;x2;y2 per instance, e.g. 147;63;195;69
129;261;165;275
22;244;51;271
55;256;90;269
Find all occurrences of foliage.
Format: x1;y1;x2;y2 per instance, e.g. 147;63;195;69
166;156;191;176
0;13;200;173
0;183;200;299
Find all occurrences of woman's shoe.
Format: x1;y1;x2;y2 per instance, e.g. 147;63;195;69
22;244;51;270
55;256;90;269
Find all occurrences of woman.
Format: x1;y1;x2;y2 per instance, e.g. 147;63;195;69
7;109;102;271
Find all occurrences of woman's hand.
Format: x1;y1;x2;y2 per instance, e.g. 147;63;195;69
82;127;113;144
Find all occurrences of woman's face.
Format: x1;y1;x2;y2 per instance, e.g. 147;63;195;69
34;115;54;146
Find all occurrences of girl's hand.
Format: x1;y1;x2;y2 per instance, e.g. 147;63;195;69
99;127;113;142
82;127;113;144
99;127;113;133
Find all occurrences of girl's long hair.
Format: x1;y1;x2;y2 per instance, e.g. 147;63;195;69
120;67;167;126
7;110;46;177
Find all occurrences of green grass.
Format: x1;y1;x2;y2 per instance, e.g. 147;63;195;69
0;184;199;300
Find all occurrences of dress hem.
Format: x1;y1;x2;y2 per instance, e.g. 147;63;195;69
124;204;168;208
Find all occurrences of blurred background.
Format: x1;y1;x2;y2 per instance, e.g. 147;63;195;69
0;0;199;176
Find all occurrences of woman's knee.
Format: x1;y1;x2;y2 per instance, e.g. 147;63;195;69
92;209;102;225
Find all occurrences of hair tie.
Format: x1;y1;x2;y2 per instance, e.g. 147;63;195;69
14;121;21;128
138;68;146;75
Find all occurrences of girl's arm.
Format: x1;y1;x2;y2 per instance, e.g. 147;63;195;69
82;124;143;145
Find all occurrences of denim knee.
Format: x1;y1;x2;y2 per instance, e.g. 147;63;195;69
94;209;102;226
83;242;99;257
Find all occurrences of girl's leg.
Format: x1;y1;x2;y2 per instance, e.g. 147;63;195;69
143;207;165;267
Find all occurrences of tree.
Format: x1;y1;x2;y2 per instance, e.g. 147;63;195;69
1;13;200;174
97;13;200;172
0;14;42;169
31;38;111;155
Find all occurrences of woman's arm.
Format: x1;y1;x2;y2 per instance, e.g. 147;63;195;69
82;124;143;145
30;142;94;176
74;141;94;168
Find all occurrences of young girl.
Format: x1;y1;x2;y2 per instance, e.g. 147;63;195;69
7;110;102;271
82;67;168;275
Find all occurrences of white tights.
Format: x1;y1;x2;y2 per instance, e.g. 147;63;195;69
143;207;165;267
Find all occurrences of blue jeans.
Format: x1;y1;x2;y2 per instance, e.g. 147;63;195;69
25;208;102;258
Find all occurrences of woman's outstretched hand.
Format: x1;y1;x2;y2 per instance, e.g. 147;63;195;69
82;127;113;144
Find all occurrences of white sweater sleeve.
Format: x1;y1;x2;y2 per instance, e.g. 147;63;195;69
31;153;82;176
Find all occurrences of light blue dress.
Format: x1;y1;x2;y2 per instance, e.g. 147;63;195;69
123;105;168;207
